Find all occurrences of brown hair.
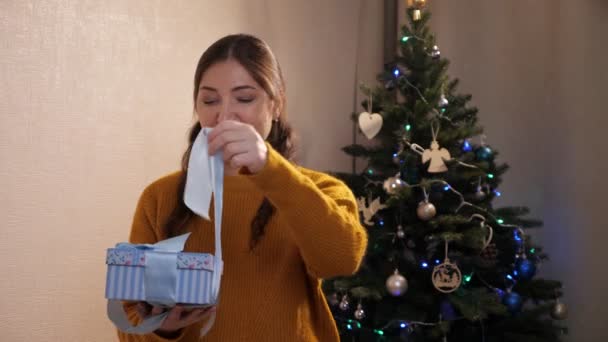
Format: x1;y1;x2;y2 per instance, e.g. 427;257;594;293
163;34;296;250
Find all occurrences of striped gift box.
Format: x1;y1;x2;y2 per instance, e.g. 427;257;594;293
105;248;216;304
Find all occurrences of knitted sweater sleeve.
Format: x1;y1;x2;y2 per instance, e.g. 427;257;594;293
244;143;368;279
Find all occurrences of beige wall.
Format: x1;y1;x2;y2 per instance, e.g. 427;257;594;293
418;1;608;341
0;1;383;341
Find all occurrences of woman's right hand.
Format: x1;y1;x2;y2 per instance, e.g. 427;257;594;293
135;302;216;336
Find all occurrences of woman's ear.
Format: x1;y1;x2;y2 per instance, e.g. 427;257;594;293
270;100;280;121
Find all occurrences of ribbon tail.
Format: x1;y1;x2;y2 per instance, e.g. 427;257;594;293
107;300;169;335
184;129;213;219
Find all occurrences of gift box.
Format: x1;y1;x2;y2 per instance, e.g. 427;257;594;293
105;239;218;305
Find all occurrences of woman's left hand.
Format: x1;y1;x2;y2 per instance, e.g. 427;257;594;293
207;120;268;174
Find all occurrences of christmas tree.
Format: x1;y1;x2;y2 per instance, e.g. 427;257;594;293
323;3;568;341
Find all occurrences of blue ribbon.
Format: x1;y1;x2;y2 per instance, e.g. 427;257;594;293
107;127;224;336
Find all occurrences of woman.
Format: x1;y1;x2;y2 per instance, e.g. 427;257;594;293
118;33;367;341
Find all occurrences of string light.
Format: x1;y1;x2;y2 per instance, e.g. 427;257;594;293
494;190;502;197
405;124;412;131
462;140;473;152
488;174;495;179
421;261;429;268
363;175;520;231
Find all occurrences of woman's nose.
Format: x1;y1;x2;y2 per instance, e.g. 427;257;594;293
216;104;237;123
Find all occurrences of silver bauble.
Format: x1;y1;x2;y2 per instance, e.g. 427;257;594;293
474;186;487;201
383;176;406;194
551;302;568;320
354;304;366;320
396;226;406;239
438;94;449;108
386;270;408;296
339;296;350;311
417;201;437;221
431;45;441;59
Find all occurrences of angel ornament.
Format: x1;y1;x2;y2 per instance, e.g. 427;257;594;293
422;140;451;173
356;195;387;226
412;123;451;173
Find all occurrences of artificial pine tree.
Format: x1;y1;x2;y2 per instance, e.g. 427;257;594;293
323;3;567;341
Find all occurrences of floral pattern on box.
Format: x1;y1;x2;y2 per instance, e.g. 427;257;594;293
106;248;146;266
177;253;214;271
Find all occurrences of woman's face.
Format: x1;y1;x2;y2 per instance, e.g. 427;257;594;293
195;59;275;139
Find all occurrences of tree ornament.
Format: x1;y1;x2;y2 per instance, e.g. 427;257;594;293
339;295;350;311
502;290;523;314
551;301;568;320
475;146;494;161
354;303;366;320
474;185;487;201
417;189;437;221
433;240;462;293
358;94;383;139
431;45;441;59
438;94;449;108
396;225;406;239
383;173;407;194
415;123;451;173
356;196;387;226
515;256;537;280
386;269;408;296
327;293;339;306
412;9;422;21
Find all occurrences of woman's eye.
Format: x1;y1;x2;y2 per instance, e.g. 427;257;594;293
238;98;254;103
202;99;218;105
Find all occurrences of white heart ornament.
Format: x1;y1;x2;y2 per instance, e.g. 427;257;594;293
358;112;383;139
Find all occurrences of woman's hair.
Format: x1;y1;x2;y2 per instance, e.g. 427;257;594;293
163;34;296;250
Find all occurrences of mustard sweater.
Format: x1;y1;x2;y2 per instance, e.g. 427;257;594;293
117;144;368;341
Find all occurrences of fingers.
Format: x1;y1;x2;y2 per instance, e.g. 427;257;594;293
222;141;251;164
151;306;166;316
184;306;216;323
167;305;184;321
207;120;243;143
208;130;249;156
